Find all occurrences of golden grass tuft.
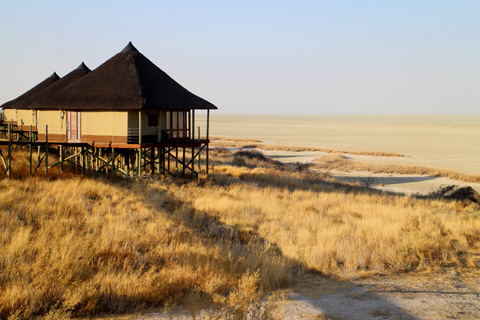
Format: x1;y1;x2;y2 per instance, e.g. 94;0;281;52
1;148;480;319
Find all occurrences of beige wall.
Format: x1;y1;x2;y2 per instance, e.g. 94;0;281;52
3;109;36;127
82;111;128;137
37;110;66;135
3;109;15;123
15;109;37;127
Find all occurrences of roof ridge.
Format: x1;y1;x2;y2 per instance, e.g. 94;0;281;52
121;41;139;53
77;62;90;71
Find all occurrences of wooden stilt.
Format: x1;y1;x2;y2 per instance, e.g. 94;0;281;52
85;147;88;175
45;125;48;175
29;126;32;175
95;148;99;172
175;147;179;177
192;110;195;140
137;148;142;180
167;148;170;173
151;147;155;177
198;145;201;183
37;146;41;174
112;147;115;178
157;147;161;176
7;123;11;178
191;147;195;179
20;120;23;149
183;147;186;174
206;109;210;174
60;145;63;173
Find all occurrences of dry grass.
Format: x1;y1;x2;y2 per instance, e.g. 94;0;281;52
1;148;480;319
314;153;480;184
210;136;405;157
0;150;290;319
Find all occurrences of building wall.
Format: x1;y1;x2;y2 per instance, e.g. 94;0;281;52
33;110;127;143
37;110;67;141
81;111;128;144
3;108;205;144
3;109;37;127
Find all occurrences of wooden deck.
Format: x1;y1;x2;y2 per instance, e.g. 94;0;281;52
0;123;210;180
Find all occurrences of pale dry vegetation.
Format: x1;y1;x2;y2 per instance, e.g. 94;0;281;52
210;136;404;157
1;148;480;319
314;153;480;184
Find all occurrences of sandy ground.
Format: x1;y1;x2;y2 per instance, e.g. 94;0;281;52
260;149;480;195
281;269;480;320
91;269;480;319
207;114;480;175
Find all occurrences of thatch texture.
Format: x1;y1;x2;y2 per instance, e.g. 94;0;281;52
34;42;217;111
1;73;59;109
13;63;91;110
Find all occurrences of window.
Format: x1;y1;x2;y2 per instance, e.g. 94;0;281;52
147;112;159;127
164;111;189;140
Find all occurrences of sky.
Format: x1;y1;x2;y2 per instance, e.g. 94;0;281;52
0;0;479;114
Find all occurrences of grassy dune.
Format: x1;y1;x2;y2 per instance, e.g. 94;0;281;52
1;148;479;319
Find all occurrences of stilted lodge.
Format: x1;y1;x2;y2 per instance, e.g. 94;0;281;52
0;42;217;179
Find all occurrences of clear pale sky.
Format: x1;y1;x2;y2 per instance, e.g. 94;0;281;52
1;0;478;114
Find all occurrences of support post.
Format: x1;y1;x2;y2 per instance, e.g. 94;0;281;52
191;147;195;179
157;147;161;176
175;147;179;177
112;147;115;179
7;123;11;178
192;109;195;140
151;147;155;177
60;145;63;173
45;125;48;175
206;109;210;174
167;148;170;173
137;148;142;179
29;125;32;175
198;145;201;183
138;111;142;180
20;120;24;149
95;148;99;172
183;147;186;174
37;146;41;174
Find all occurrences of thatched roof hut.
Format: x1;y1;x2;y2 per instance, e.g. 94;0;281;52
1;42;216;147
32;42;217;111
12;62;91;110
1;72;60;109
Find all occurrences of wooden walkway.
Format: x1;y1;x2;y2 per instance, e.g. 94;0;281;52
0;123;209;180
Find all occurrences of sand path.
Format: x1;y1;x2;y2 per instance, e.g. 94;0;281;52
93;269;480;319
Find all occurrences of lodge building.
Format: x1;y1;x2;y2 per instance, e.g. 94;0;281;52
0;42;217;178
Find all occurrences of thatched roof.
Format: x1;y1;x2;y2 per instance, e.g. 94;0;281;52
13;63;91;110
1;72;60;109
34;42;217;111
